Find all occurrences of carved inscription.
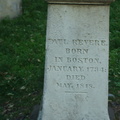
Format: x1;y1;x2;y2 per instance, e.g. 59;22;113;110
47;65;84;72
66;48;88;54
47;65;106;72
72;39;108;46
66;57;101;63
47;38;108;94
48;38;68;45
48;38;108;46
66;75;85;80
57;82;95;90
55;57;63;62
54;57;102;63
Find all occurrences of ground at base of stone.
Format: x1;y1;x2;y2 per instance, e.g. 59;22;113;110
13;102;120;120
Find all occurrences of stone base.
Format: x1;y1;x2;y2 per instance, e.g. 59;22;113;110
38;102;115;120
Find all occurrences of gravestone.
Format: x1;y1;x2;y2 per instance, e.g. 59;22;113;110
0;0;21;19
38;0;115;120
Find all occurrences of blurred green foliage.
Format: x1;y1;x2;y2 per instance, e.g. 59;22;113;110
110;0;120;50
109;0;120;99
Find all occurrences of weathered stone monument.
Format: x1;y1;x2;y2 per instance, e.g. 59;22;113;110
38;0;115;120
0;0;21;19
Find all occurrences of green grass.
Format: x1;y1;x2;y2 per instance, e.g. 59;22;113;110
0;0;120;119
110;0;120;50
0;0;47;119
109;0;120;100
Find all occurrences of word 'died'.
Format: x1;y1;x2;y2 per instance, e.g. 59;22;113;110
66;75;85;80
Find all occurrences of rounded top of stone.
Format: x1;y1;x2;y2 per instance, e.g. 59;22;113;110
46;0;115;4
